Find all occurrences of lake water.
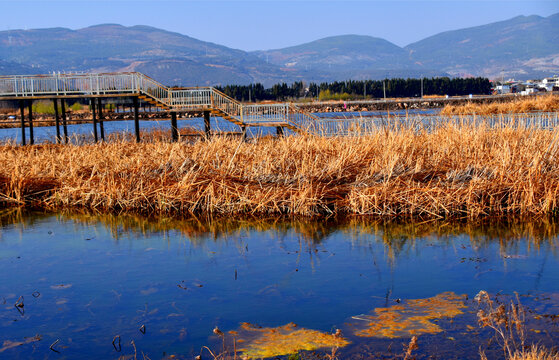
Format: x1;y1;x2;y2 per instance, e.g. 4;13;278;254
0;212;558;359
0;109;439;143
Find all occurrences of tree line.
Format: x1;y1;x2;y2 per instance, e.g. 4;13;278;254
215;77;492;102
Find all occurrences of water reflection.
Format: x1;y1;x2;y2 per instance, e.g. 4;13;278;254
4;209;556;256
0;209;558;359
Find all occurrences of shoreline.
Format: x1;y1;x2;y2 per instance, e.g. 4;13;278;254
2;93;552;129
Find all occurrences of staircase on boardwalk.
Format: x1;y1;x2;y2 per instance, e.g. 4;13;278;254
0;72;320;134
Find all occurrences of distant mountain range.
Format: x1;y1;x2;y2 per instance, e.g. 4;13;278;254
0;13;557;86
405;13;559;79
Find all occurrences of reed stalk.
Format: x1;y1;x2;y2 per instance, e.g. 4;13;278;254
1;122;559;218
441;94;559;116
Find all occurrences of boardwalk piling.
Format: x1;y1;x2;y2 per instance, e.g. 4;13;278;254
27;101;34;145
204;111;211;139
53;99;61;143
91;99;98;143
0;71;325;143
276;126;284;137
133;96;140;142
97;98;105;141
171;111;178;142
19;100;26;146
61;100;69;144
241;125;247;142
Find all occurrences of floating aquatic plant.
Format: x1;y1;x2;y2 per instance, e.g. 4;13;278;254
354;292;467;338
235;322;349;359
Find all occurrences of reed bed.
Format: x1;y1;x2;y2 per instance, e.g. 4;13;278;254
1;121;559;218
441;94;559;116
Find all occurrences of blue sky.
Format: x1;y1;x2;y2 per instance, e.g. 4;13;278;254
1;1;558;51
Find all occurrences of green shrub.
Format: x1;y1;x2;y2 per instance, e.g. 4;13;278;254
70;102;83;112
32;101;55;115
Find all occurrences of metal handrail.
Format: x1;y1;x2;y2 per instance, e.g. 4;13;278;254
0;71;320;132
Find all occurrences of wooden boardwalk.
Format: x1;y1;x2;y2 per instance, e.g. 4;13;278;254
0;72;320;144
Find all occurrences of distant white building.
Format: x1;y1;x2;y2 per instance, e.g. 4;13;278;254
495;85;512;94
540;76;559;92
520;87;539;96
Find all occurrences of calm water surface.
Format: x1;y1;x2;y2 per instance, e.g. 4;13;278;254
0;212;558;359
0;109;438;143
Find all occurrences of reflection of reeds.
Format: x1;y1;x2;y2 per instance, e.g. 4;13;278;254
1;124;559;218
342;217;559;259
3;210;557;263
441;94;559;116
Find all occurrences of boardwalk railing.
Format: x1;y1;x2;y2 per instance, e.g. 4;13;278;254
0;73;141;96
0;72;319;133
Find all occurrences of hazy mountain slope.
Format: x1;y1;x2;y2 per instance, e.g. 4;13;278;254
253;35;415;71
0;60;34;74
0;24;286;85
406;13;559;78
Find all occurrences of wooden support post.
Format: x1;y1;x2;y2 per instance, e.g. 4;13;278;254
61;100;69;144
133;96;140;142
170;111;178;142
19;100;26;146
241;125;247;142
97;98;105;141
276;126;284;137
53;99;61;144
27;100;34;145
203;110;211;139
91;98;98;143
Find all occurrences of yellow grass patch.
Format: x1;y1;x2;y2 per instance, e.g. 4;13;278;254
441;94;559;115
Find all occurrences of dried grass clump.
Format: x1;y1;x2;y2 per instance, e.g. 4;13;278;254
508;346;559;360
477;291;559;360
441;95;559;115
1;122;559;218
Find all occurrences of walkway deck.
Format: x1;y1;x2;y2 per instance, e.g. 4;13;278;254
0;72;320;135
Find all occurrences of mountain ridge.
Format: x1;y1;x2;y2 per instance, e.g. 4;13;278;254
0;13;557;86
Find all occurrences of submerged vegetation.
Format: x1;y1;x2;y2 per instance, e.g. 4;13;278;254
199;291;558;360
353;292;467;338
234;323;349;359
441;94;559;115
1;122;559;218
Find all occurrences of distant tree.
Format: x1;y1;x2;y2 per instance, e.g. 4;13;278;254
216;77;492;102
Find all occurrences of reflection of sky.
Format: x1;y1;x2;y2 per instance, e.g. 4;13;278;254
0;214;558;358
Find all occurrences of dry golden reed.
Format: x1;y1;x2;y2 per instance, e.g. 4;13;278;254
441;94;559;116
1;121;559;218
508;346;559;360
